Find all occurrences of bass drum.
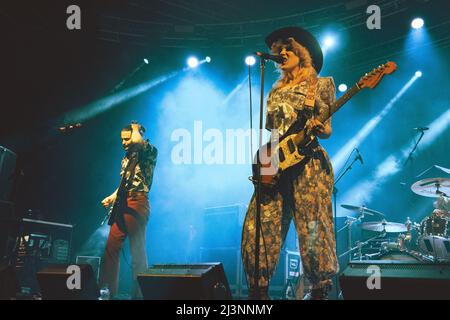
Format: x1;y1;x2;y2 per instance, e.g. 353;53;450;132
418;214;450;261
419;213;448;236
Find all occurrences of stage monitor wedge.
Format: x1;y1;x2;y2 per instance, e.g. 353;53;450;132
36;264;99;300
339;260;450;300
137;262;232;300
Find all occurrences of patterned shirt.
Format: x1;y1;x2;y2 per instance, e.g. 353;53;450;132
120;140;158;193
266;77;336;136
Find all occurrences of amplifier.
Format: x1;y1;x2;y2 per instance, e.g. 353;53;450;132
14;218;73;296
202;204;245;248
20;218;73;263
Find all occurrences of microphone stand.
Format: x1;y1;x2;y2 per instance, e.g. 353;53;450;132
248;63;254;158
332;151;360;299
404;130;425;167
252;57;266;299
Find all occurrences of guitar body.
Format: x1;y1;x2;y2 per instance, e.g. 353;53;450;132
107;191;126;226
252;131;310;188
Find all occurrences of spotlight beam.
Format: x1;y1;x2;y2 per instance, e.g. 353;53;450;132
61;69;184;124
222;76;249;106
110;60;149;94
338;108;450;213
332;72;422;173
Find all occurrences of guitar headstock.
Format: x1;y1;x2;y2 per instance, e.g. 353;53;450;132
358;61;397;89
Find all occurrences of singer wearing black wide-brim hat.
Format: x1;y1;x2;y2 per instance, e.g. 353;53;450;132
265;26;324;73
241;26;339;300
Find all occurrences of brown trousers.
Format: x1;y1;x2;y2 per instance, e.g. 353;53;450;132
100;194;150;297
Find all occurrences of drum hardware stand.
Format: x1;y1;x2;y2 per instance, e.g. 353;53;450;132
336;209;370;261
340;231;387;261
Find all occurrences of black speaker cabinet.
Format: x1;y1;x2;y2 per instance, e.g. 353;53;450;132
0;262;18;300
0;146;17;202
200;247;241;296
339;260;450;300
36;264;99;300
137;263;232;300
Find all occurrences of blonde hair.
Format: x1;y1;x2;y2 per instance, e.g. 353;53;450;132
271;37;317;89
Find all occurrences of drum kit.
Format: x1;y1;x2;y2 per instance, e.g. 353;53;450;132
339;177;450;262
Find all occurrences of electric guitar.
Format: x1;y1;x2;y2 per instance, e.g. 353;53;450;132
252;61;397;188
101;152;139;226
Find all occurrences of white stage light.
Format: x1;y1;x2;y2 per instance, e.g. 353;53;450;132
411;18;424;30
187;57;199;68
338;84;348;92
245;56;256;66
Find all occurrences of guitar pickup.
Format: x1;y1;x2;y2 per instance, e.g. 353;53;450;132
287;139;296;154
279;148;285;162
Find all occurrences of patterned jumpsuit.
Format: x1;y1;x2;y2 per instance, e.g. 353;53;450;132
241;77;339;296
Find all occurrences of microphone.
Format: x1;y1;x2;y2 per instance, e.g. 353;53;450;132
59;123;82;133
254;52;285;64
355;148;364;165
413;127;429;131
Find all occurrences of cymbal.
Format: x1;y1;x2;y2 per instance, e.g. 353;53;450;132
340;204;385;217
360;220;407;233
411;178;450;198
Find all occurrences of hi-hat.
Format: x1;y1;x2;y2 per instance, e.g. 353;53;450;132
360;220;407;233
411;178;450;198
341;204;385;217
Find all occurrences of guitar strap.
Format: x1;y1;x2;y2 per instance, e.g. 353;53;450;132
304;78;318;109
286;78;319;135
285;79;322;182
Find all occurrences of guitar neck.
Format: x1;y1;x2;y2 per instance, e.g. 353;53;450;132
318;83;361;123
